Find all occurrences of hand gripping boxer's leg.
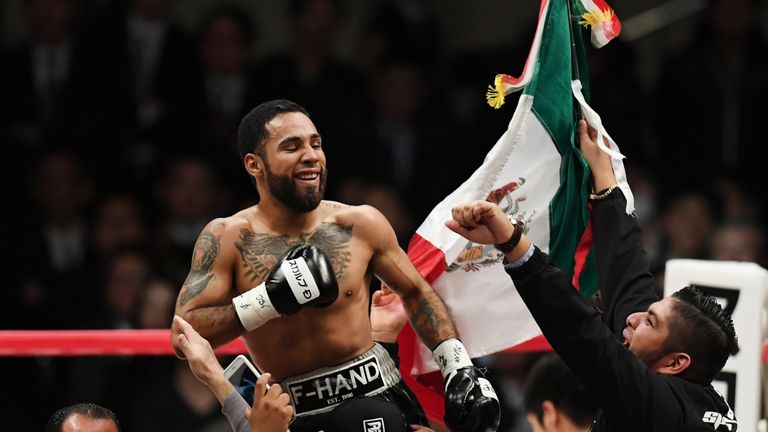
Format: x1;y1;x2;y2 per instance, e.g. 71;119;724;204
232;244;339;331
432;338;501;432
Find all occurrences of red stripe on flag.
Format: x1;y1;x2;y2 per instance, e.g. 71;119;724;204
571;204;594;290
403;233;449;423
506;334;552;352
407;233;448;284
398;323;446;424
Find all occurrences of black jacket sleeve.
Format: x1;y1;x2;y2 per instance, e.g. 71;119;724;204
591;189;658;336
506;250;683;430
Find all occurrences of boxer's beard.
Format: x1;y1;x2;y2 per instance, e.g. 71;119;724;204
265;163;326;213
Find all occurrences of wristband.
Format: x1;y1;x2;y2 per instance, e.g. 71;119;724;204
432;338;473;380
232;283;281;332
494;215;524;253
590;184;618;200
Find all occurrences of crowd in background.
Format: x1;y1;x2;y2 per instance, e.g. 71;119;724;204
2;0;767;429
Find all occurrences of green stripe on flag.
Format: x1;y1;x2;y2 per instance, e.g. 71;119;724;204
528;0;597;296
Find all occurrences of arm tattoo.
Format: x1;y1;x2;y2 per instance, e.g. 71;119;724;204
235;223;353;283
407;292;457;349
178;232;220;307
185;304;243;346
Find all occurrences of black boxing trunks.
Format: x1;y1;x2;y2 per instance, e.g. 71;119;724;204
282;343;428;432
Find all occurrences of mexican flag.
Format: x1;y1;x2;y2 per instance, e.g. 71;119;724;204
398;0;633;421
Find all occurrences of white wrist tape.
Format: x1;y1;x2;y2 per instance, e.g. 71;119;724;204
432;338;473;380
232;283;280;332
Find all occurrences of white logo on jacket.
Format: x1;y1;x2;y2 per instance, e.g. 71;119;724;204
702;410;737;431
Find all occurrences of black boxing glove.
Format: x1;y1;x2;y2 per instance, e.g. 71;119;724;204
433;338;501;432
232;244;339;331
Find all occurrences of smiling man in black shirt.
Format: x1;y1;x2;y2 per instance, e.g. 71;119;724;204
446;120;740;432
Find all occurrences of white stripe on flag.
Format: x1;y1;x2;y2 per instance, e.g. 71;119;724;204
411;95;561;375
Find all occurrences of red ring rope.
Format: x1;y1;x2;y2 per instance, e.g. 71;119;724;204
0;330;246;357
0;330;765;365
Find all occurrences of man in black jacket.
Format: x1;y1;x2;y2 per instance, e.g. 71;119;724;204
446;120;740;431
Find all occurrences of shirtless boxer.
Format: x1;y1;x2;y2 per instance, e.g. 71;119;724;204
171;99;499;432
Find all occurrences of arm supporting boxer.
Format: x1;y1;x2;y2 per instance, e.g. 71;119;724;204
178;306;244;349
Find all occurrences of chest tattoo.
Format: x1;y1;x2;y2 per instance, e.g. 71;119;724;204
235;222;353;283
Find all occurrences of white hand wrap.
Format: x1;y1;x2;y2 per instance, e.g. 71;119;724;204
432;338;473;381
232;283;281;332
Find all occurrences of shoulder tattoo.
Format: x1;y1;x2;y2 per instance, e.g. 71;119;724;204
178;231;220;307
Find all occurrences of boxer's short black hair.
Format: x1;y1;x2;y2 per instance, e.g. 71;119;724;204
238;99;310;161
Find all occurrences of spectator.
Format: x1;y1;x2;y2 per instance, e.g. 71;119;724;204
353;53;460;220
708;221;766;266
98;247;154;329
15;150;95;328
152;155;223;283
523;354;598;432
189;5;266;204
45;402;121;432
652;190;717;275
90;192;148;260
138;277;177;329
0;0;93;152
82;0;199;182
655;0;768;201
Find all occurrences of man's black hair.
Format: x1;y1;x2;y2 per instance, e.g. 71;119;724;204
523;354;598;427
45;403;121;432
237;99;310;163
667;285;740;383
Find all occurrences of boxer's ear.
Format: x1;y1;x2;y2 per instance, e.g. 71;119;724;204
244;153;263;177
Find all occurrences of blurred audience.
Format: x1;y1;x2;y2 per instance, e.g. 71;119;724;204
90;192;148;260
651;189;717;274
0;0;93;153
152;155;223;283
709;221;767;266
190;5;265;203
138;277;177;329
15;150;95;329
654;0;768;198
82;0;199;183
353;52;460;220
2;0;767;430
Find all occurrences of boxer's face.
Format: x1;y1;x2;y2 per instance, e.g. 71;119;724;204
260;112;326;212
622;298;675;369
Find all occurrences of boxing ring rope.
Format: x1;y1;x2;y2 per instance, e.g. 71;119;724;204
0;330;552;357
0;329;245;357
1;330;766;364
